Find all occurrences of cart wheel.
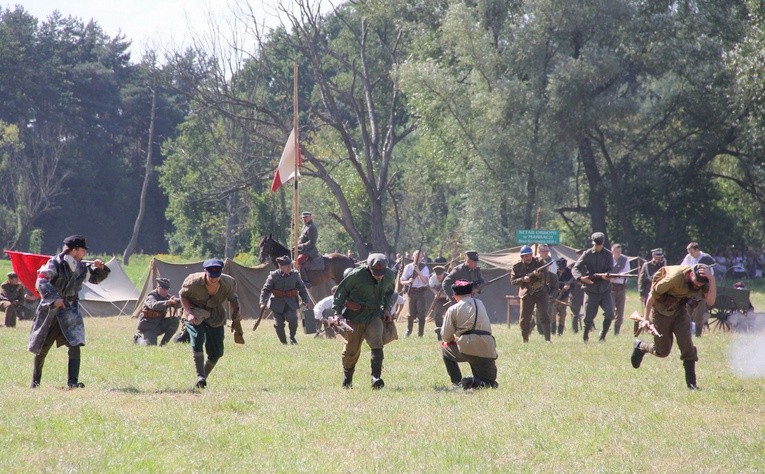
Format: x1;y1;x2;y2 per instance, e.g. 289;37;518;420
708;297;735;332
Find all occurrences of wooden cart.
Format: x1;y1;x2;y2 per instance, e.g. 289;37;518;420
707;286;753;332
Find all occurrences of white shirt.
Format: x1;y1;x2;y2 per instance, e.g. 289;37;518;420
401;262;430;288
313;295;334;320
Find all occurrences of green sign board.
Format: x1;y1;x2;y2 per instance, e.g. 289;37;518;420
516;229;560;245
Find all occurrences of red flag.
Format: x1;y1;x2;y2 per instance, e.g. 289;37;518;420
4;250;51;297
270;128;302;192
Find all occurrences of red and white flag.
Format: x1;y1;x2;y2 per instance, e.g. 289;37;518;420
270;128;302;192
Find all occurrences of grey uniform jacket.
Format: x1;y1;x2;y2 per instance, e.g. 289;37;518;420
442;264;485;299
572;248;613;294
260;269;310;314
298;221;320;260
28;253;111;354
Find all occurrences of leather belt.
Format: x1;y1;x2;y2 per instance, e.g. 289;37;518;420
142;309;164;319
408;287;427;294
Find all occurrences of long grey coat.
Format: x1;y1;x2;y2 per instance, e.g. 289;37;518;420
28;253;111;354
260;269;310;314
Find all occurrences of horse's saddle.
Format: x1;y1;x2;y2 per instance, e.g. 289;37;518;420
303;255;325;271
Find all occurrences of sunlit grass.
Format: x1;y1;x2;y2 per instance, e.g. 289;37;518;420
0;314;763;472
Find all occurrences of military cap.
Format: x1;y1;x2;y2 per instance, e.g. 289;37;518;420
465;250;479;261
7;272;18;279
691;264;710;284
432;266;446;275
156;278;171;289
203;258;224;277
367;253;388;276
63;234;88;250
301;211;312;217
276;255;292;266
555;257;567;268
651;248;664;256
591;232;606;245
452;280;473;296
539;244;550;252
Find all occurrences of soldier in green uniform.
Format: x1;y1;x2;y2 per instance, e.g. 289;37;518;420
134;277;182;346
180;259;240;389
511;245;551;343
260;255;312;345
297;211;322;286
1;272;26;327
442;251;485;299
331;253;396;390
631;264;716;390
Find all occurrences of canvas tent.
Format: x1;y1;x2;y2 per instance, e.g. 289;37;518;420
79;257;141;316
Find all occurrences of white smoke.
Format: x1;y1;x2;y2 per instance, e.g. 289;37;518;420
727;313;765;378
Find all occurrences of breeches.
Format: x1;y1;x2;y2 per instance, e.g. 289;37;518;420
136;317;180;345
441;343;497;383
273;308;298;328
342;317;384;370
583;291;614;326
37;315;81;360
407;291;428;321
639;308;698;362
520;291;547;336
186;321;225;362
611;285;626;324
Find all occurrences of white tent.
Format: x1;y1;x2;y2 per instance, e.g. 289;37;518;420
79;257;140;316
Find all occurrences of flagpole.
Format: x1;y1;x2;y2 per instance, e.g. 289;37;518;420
292;62;300;272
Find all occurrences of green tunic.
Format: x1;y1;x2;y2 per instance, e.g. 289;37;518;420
332;266;396;324
179;272;238;328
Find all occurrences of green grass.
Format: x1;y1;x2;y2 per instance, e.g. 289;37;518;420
0;315;763;472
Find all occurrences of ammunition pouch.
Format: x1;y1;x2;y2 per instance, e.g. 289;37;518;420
344;300;363;312
142;309;164;319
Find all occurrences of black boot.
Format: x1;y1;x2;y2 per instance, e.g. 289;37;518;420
67;358;84;388
288;321;298;345
583;322;591;342
193;352;206;388
599;319;612;341
442;356;462;386
631;339;646;369
274;324;288;345
371;348;384;389
204;359;217;378
684;360;700;390
614;321;621;336
31;355;45;388
342;368;354;389
418;318;425;338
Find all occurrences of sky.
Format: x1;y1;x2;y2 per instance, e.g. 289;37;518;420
13;0;283;58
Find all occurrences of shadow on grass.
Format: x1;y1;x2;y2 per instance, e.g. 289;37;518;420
108;386;200;395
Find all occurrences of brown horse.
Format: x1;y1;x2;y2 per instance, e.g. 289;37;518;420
257;234;355;287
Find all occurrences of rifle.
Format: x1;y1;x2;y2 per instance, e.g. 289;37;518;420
593;273;639;279
252;305;267;331
482;272;510;289
628;311;662;337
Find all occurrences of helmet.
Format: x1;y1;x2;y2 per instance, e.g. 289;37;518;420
520;245;533;256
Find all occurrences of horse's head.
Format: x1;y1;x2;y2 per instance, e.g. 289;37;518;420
258;234;273;264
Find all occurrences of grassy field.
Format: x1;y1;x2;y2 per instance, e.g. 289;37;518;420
0;314;763;473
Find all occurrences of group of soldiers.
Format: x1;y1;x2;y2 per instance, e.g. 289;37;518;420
11;218;714;391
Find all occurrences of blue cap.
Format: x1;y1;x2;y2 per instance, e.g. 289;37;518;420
203;258;224;277
520;245;533;256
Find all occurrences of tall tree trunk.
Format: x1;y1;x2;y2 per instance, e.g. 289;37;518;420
123;86;157;265
224;191;237;259
578;136;608;239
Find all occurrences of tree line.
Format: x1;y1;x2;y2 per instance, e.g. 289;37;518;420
2;1;765;263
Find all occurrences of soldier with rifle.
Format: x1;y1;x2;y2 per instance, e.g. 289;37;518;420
553;258;574;336
511;245;554;343
134;277;182;346
630;263;715;390
400;249;430;337
572;232;617;343
442;251;485;300
427;266;448;341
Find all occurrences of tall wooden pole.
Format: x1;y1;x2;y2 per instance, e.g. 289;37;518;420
292;62;300;271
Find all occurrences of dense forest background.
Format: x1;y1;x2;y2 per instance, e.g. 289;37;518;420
2;0;765;263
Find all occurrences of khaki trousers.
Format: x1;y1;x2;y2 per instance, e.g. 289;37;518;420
342;317;384;370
